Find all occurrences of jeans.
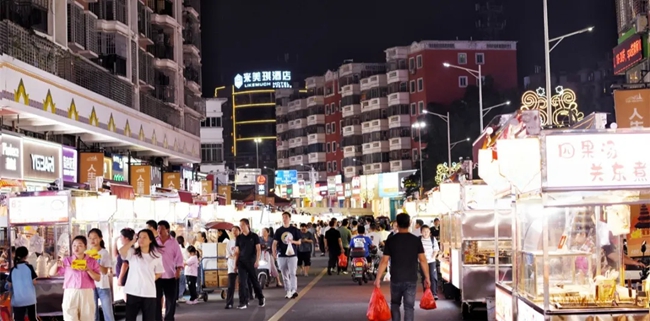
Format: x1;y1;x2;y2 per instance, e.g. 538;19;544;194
178;272;186;299
390;282;417;321
238;261;264;305
419;262;438;296
94;287;115;321
277;256;298;293
225;273;237;307
125;294;155;321
155;278;177;320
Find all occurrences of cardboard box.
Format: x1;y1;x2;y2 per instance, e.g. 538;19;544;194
204;271;218;288
218;274;229;288
217;243;227;257
217;259;228;270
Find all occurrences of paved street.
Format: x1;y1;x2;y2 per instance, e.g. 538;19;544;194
116;256;487;321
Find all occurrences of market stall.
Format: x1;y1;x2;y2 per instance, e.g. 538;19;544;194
495;129;650;321
7;190;71;317
438;182;460;292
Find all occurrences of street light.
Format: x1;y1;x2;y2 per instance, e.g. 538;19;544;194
411;121;426;189
482;101;510;118
422;110;452;173
443;62;484;130
450;137;470;150
300;163;318;207
542;0;593;127
254;138;262;168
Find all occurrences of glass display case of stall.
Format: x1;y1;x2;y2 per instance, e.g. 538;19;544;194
7;191;71;317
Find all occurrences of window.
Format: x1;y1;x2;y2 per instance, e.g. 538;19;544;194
418;101;424;114
201;144;223;163
326;123;331;134
327;161;332;172
410;103;417;116
409;57;415;70
409;80;416;93
340;120;343;133
326;143;331;153
200;117;222;127
332;142;337;152
333;160;337;171
417;78;424;92
458;53;467;65
331;122;336;133
325;104;330;115
331;102;338;113
412;149;419;161
416;55;423;69
476;53;485;64
459;76;468;88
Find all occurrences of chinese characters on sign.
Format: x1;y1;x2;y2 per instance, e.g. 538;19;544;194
614;89;650;128
233;71;292;90
545;133;650;190
613;34;644;75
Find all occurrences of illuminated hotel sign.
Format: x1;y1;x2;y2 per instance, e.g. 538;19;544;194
234;71;292;89
613;34;643;75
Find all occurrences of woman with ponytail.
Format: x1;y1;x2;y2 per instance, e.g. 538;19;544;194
7;246;37;320
88;229;114;321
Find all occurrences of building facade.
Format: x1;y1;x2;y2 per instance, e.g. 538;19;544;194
200;98;226;185
612;0;648;83
0;0;203;165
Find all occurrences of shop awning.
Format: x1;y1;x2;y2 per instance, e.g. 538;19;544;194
178;191;193;204
295;207;373;217
108;183;134;200
571;112;608;129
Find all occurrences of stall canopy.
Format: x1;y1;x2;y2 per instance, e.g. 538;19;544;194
570;112;608;129
105;180;134;200
178;191;193;204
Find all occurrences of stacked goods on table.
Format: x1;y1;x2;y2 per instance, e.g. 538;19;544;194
217;243;229;288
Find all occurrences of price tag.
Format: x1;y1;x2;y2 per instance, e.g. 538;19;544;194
71;259;87;270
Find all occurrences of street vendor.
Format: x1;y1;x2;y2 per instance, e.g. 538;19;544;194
597;221;645;270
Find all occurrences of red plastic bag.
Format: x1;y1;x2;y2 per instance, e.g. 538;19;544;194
338;253;348;268
367;287;391;321
419;288;437;310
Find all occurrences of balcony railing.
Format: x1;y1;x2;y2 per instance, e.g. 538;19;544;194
184;90;206;116
182;29;201;50
148;43;174;60
183;0;201;15
89;0;128;25
138;49;155;86
137;1;153;40
140;93;181;128
184;65;201;85
146;0;174;17
184;115;200;137
154;85;175;104
0;0;49;34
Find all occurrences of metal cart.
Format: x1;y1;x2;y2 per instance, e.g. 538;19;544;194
200;256;220;301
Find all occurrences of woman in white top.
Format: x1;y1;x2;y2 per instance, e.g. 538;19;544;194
224;226;240;309
88;228;114;321
119;229;165;321
420;225;440;299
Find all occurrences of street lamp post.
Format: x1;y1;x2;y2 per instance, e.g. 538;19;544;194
422;111;452;170
443;63;483;130
300;163;317;207
254;138;262;169
411;121;426;189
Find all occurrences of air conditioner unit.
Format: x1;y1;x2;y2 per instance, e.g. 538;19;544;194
636;14;648;33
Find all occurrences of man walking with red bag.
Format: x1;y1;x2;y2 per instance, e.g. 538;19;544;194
375;213;430;321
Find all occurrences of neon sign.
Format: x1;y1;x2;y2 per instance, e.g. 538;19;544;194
613;34;643;75
234;71;292;90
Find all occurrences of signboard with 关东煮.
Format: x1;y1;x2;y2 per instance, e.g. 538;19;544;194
233;71;292;90
543;130;650;191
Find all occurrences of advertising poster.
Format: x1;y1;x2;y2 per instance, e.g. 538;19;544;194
163;172;181;190
79;153;104;187
130;165;152;195
613;89;650;128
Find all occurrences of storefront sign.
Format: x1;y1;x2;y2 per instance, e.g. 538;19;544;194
613;34;643;75
9;195;68;224
544;132;650;190
495;286;513;321
234;70;292;90
62;147;78;182
351;176;361;196
22;139;61;181
130;165;151;195
614;89;650;128
163;172;181;190
256;175;267;196
0;134;22;180
79;153;104;187
201;180;213;194
327;176;337;196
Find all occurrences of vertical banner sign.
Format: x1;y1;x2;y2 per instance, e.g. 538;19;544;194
201;180;213;194
256;175;267;196
217;185;231;205
614;89;650;128
0;134;23;180
163;172;181;190
62;147;78;183
130;165;152;195
79;153;104;188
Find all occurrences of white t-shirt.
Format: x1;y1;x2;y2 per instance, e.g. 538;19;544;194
226;239;237;274
96;248;113;289
367;232;382;247
122;248;164;298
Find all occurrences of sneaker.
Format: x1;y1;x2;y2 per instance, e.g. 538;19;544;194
225;304;233;309
285;291;294;299
342;271;348;275
291;292;298;299
177;298;186;303
259;297;266;307
237;304;248;309
434;295;439;300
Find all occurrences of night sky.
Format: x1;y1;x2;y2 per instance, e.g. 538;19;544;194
201;0;617;97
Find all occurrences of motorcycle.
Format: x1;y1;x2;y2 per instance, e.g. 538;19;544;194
350;247;369;285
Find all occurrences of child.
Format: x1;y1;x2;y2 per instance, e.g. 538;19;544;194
8;246;37;321
62;235;101;321
184;246;200;304
87;228;114;321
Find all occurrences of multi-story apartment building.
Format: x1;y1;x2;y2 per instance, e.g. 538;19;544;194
277;40;517;182
0;0;203;165
200;98;226;185
612;0;648;82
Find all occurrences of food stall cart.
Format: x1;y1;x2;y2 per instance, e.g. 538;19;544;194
438;182;460;297
442;181;512;318
494;128;650;321
7;190;71;317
